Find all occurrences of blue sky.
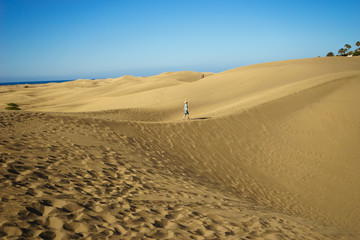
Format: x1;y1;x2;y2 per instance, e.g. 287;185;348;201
0;0;359;82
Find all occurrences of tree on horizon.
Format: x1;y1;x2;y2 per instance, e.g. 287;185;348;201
344;44;352;55
338;48;345;56
326;41;359;57
354;41;360;56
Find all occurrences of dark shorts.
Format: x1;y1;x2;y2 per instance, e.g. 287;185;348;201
184;110;189;115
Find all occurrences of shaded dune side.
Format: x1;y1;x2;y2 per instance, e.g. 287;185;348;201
109;76;360;234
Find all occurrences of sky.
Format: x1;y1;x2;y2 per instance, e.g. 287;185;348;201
0;0;359;83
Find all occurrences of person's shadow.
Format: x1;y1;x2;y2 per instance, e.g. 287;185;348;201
191;117;211;120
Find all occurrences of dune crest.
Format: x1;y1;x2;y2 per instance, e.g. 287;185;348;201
2;57;359;118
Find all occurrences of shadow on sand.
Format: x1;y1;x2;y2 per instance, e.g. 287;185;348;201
191;117;211;120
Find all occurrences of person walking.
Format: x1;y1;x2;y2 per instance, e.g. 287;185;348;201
183;101;190;120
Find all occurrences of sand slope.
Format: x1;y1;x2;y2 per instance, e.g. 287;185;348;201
1;57;360;239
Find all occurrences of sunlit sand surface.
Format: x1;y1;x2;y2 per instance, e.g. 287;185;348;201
1;57;359;239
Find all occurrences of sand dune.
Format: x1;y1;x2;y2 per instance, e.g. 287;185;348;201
1;57;360;239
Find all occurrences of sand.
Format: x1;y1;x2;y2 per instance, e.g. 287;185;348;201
0;57;359;239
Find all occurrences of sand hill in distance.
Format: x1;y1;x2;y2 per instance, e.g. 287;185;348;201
1;56;360;239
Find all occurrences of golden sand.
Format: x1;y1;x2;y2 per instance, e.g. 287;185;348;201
1;57;359;239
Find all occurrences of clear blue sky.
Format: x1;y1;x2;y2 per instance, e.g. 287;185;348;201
0;0;359;82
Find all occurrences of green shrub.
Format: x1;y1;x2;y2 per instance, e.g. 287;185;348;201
326;52;334;57
5;106;21;110
5;103;21;110
7;103;19;107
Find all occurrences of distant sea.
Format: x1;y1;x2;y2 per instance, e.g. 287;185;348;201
0;79;75;86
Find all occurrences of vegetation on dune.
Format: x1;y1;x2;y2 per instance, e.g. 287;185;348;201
5;103;21;110
327;41;360;57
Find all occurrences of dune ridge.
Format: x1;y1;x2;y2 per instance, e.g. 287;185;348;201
1;57;360;239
